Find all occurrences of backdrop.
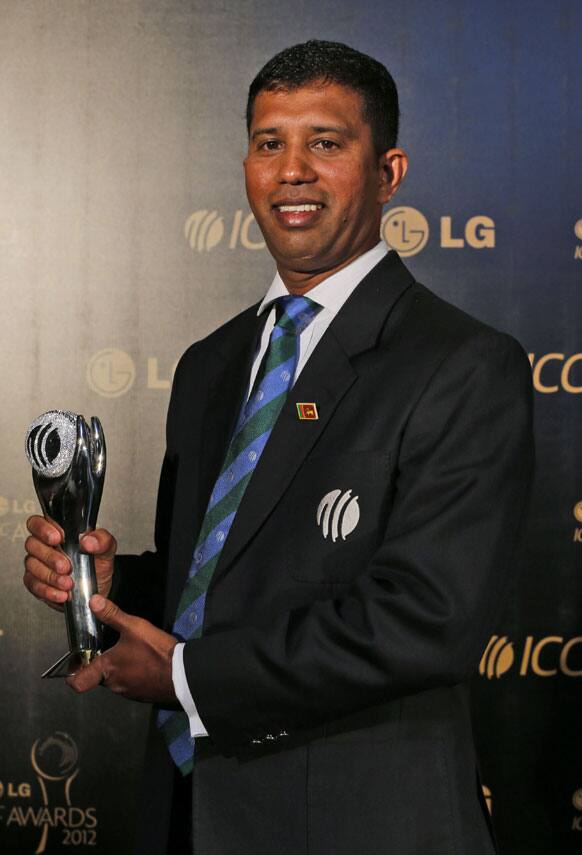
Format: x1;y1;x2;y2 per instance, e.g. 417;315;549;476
0;1;580;852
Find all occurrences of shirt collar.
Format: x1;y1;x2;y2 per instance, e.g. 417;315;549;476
257;241;389;317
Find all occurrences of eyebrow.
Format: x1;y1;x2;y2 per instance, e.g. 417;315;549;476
250;124;353;141
311;125;351;136
251;127;278;141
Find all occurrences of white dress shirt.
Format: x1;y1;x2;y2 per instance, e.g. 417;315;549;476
172;240;388;737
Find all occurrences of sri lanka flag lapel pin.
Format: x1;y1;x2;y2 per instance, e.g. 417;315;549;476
296;402;318;420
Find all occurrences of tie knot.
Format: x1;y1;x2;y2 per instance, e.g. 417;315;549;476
275;294;322;336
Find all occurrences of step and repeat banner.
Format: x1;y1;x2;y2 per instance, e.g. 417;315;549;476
0;1;580;853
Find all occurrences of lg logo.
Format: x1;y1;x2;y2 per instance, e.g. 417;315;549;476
382;207;429;256
0;780;31;798
86;351;178;397
0;497;35;517
381;206;495;256
86;349;135;398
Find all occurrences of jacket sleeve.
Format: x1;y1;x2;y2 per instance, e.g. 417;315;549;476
183;330;534;754
108;449;175;630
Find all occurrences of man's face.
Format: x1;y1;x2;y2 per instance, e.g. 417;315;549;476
244;82;396;287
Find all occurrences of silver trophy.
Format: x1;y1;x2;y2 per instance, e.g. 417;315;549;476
25;410;106;678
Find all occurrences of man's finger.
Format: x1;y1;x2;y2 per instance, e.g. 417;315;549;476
23;556;73;595
25;536;71;574
23;569;69;606
26;515;64;546
66;657;106;694
89;595;133;633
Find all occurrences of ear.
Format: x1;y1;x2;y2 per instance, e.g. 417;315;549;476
377;148;409;205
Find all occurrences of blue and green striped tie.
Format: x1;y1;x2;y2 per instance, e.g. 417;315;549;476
157;294;322;774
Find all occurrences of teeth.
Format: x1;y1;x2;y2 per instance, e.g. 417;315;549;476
277;204;322;212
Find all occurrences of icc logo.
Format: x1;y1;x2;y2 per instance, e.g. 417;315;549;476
184;210;224;252
86;349;135;398
316;489;360;542
381;207;429;256
185;209;265;252
479;635;515;679
479;634;582;678
528;353;582;394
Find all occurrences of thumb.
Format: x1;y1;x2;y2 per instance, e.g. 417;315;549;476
90;595;133;633
80;528;117;559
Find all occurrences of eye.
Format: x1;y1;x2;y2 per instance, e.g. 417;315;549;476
313;139;339;151
258;139;282;151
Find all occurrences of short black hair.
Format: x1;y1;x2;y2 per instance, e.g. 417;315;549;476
246;39;400;153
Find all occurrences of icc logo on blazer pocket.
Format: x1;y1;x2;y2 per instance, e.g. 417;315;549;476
316;489;361;542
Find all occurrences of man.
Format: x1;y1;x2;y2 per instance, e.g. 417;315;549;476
23;40;534;855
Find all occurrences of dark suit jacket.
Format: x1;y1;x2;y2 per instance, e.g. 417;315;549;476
113;251;534;855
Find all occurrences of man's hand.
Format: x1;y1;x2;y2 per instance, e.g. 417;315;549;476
65;595;178;705
23;516;116;610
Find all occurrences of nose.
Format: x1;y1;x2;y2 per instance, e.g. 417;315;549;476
277;145;317;185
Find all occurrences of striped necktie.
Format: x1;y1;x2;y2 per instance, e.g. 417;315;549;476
157;294;322;774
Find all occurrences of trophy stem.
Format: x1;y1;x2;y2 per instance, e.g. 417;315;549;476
41;549;103;679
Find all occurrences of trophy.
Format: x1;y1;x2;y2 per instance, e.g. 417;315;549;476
25;411;106;678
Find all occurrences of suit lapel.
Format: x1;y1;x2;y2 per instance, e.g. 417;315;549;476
166;306;267;619
212;251;415;585
197;320;264;520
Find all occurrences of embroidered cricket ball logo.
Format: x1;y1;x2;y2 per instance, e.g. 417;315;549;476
316;489;360;542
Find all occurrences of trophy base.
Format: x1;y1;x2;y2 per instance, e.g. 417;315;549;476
41;649;101;679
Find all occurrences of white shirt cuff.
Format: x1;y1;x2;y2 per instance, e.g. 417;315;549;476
171;642;209;737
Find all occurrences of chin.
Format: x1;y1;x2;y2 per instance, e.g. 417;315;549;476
276;252;330;273
270;239;334;268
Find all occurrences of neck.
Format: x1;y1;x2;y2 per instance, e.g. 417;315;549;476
278;239;380;295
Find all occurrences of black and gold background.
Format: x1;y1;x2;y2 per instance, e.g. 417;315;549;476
0;1;580;852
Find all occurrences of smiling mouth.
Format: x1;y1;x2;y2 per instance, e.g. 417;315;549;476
274;203;324;212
